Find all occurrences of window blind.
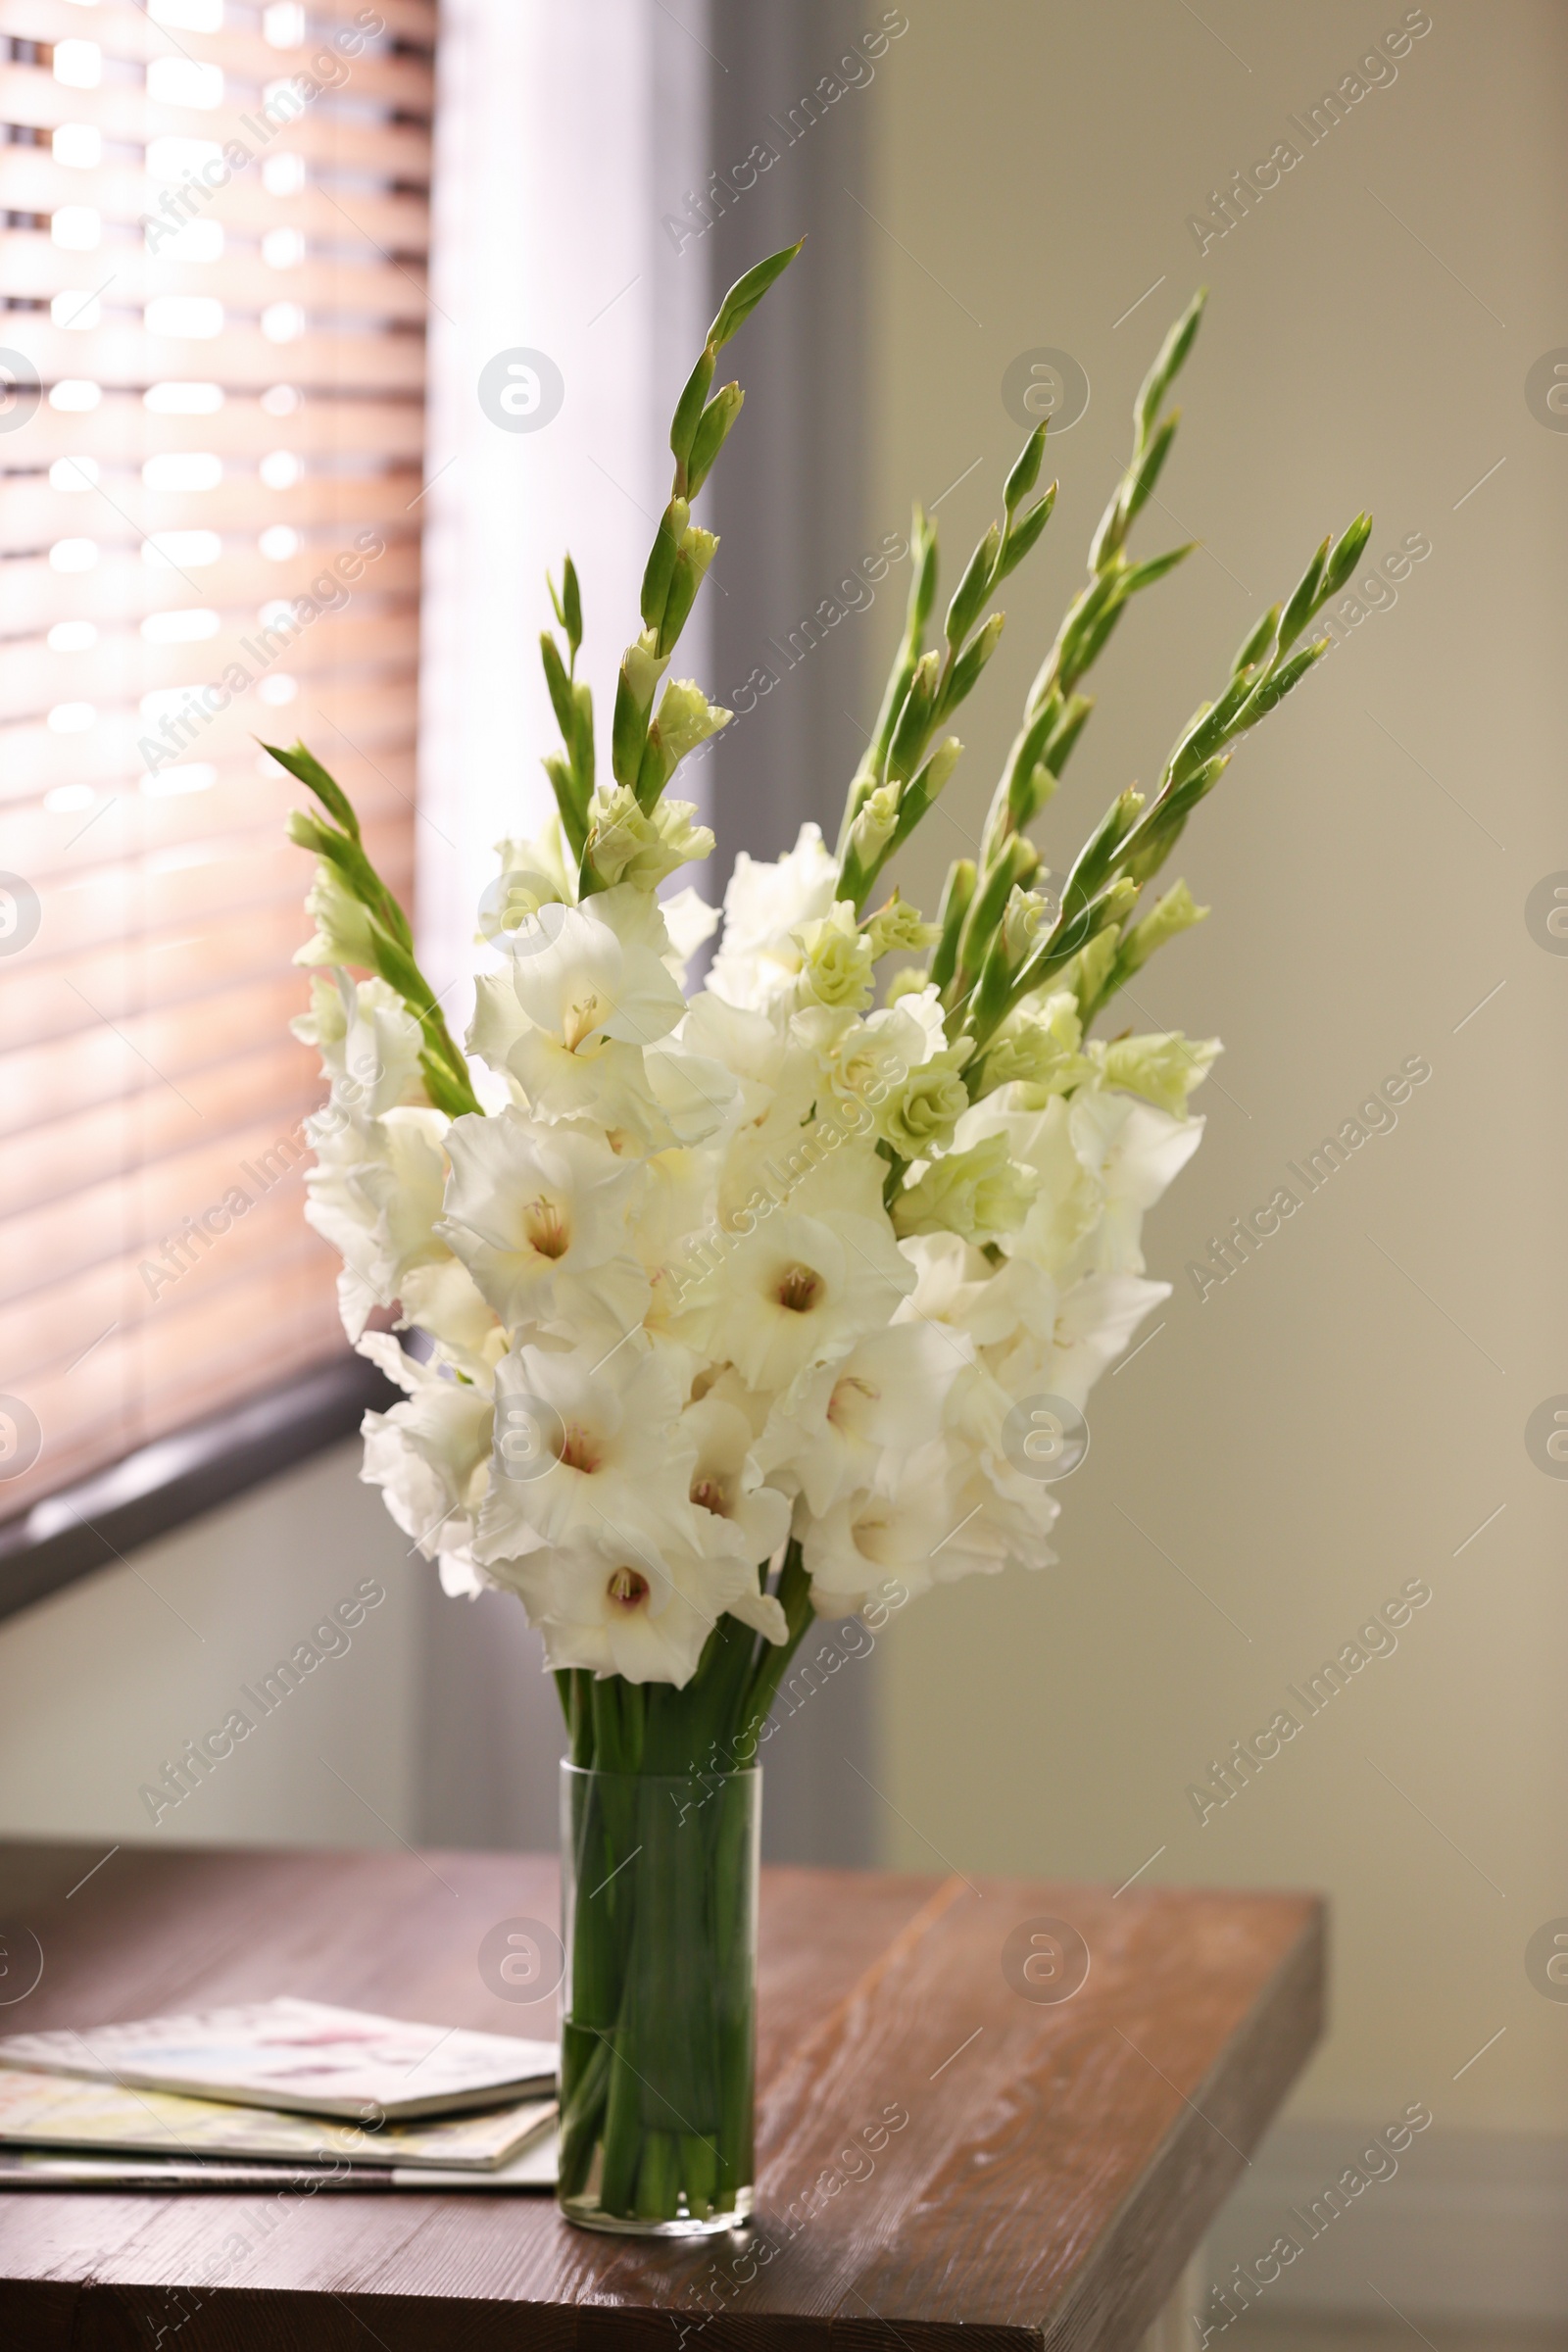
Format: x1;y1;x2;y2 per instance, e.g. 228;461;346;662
0;0;431;1520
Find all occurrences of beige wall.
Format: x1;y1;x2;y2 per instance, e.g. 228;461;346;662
869;0;1568;2136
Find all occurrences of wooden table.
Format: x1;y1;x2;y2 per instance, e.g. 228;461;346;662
0;1841;1323;2349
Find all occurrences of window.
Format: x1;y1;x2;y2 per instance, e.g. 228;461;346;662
0;0;432;1519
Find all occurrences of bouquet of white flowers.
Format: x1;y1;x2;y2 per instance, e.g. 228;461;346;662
277;242;1364;2233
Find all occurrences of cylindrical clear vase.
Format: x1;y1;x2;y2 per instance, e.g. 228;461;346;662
557;1761;760;2236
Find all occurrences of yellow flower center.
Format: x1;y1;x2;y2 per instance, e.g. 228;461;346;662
776;1264;820;1313
522;1196;568;1259
562;991;604;1053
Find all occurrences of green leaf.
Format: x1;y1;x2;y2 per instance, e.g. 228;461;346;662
668;348;716;472
1136;287;1205;447
540;631;574;741
656;547;705;658
543;753;586;861
685;383;743;500
1321;511;1373;600
639;498;688;630
262;739;361;840
995;484;1055;580
562;553;582;656
1277;537;1329;650
942;610;1004;712
944;523;1000;651
887;650;939;784
1119;542;1194;594
1004;422;1047;513
707;237;804;351
909;508;938;636
1002;700;1057;825
1123;411;1179;525
930;857;976;993
1246;638;1326;716
1231;604;1280;675
1041;690;1094;780
572;678;595;796
612;666;647;790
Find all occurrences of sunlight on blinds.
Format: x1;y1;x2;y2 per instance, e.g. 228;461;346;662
0;0;431;1515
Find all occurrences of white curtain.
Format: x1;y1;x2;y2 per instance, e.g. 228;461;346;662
413;0;710;1847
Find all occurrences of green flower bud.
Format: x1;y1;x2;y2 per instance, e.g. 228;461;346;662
651;676;730;773
864;892;939;959
847;780;901;872
1093;1031;1221;1116
892;1131;1041;1243
978;991;1089;1100
1001;884;1048;964
586;786;713;890
878;1049;971;1158
793;902;876;1010
1117;878;1209;981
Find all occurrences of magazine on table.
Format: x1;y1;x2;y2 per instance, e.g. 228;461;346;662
0;1996;557;2122
0;2065;557;2173
0;2132;561;2192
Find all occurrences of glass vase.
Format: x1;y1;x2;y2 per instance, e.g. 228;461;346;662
557;1760;760;2235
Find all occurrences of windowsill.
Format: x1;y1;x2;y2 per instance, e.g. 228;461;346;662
0;1356;397;1628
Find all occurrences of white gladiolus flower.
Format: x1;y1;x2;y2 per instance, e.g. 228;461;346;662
292;971;426;1119
1066;1088;1204;1276
641;1036;739;1147
467;894;687;1145
475;1339;694;1564
515;1535;786;1687
301;755;1216;1675
958;1095;1102;1275
802;1440;989;1615
585;786;714;890
759;1320;969;1516
669;1203;914;1393
660;886;720;983
510;894;686;1048
708;821;839;1010
679;1391;791;1564
356;1334;495;1564
440;1107;650;1344
302;1104;453;1340
394;1257;506;1381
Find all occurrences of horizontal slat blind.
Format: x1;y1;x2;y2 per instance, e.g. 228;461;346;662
0;0;431;1516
